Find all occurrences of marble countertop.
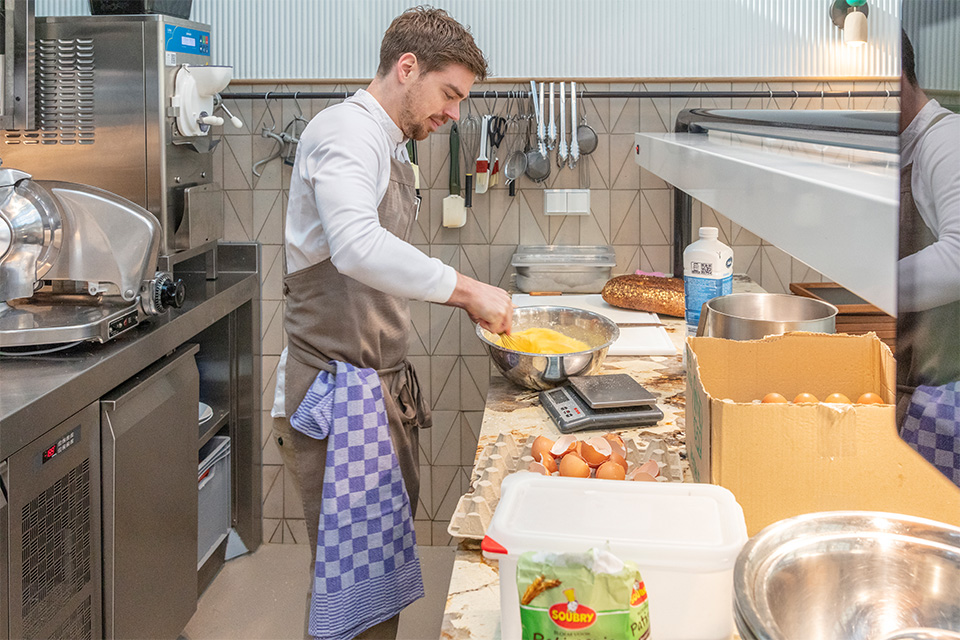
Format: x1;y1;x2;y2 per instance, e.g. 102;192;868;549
440;322;692;640
439;279;764;640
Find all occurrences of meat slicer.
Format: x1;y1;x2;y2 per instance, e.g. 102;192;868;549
0;165;184;349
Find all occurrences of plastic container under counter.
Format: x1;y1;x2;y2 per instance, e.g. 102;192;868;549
481;473;748;640
512;245;616;293
198;436;231;567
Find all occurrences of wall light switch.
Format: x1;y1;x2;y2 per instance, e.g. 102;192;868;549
544;189;591;215
567;189;591;214
544;189;567;214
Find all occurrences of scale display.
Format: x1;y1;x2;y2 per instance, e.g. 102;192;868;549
539;374;663;433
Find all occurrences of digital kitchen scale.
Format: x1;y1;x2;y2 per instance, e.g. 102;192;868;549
539;374;664;433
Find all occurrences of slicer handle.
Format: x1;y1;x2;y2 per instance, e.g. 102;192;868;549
199;115;224;126
159;278;186;310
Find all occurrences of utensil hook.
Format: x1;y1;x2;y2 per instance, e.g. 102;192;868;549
292;91;306;122
262;92;277;132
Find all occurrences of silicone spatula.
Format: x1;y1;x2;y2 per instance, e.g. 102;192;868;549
442;123;466;227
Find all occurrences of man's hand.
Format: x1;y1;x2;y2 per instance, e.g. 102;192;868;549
445;273;513;335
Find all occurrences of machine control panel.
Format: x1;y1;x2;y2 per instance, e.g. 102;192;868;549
40;425;81;465
165;25;210;56
108;310;140;338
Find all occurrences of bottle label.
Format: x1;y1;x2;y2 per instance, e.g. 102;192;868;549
684;274;733;330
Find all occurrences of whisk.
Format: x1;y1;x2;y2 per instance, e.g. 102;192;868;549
498;332;521;351
459;102;482;208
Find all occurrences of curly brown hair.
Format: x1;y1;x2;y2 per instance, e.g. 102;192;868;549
376;6;488;81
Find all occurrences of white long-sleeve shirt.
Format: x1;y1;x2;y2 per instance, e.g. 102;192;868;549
272;89;458;417
898;99;960;313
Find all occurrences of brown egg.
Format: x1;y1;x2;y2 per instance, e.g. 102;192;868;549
533;451;557;474
596;460;626;481
857;392;884;404
550;434;579;458
530;436;555;463
608;452;628;473
793;392;819;403
824;393;851;404
558;452;591;478
630;470;657;482
761;393;789;404
580;437;612;468
602;433;627;458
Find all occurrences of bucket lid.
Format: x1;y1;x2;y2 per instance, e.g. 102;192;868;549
483;473;748;573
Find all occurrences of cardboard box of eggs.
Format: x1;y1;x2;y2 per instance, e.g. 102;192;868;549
448;431;684;540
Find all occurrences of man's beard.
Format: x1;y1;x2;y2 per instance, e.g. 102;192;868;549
399;86;431;141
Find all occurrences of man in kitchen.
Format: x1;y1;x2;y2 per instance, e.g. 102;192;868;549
896;29;960;485
271;7;513;639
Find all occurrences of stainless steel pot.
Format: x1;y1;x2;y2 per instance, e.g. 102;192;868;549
696;293;838;340
476;306;619;390
735;511;960;640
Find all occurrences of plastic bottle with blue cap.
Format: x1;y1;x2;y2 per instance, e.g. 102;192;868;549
683;227;733;337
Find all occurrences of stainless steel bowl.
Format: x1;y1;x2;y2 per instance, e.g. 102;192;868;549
735;511;960;640
476;306;619;390
697;293;838;340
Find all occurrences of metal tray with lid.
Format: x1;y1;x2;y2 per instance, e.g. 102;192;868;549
512;244;616;293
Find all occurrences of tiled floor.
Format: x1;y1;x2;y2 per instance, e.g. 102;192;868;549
182;543;455;640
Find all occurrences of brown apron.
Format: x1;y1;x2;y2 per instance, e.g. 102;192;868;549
896;111;960;418
276;156;430;559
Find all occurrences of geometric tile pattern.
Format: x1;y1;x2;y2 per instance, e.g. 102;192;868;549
224;80;882;546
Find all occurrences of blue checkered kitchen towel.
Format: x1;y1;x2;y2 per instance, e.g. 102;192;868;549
290;360;424;640
901;381;960;487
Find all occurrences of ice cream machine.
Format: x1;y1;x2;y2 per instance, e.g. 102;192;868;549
1;13;242;270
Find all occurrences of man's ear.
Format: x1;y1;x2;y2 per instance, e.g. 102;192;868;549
396;52;418;84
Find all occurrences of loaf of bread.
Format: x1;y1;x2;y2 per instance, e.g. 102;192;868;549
602;275;685;317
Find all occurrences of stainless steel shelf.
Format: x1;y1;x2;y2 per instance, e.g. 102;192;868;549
199;410;230;449
635;130;899;315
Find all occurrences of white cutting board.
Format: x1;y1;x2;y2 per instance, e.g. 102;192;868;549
511;294;676;356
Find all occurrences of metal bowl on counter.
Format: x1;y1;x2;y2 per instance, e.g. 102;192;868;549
735;511;960;640
697;293;838;340
476;306;619;390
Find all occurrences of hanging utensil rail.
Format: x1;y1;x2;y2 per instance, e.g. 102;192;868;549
222;89;898;100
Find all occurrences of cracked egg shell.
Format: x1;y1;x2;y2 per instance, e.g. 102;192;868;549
596;460;626;481
602;433;627;458
533;451;557;474
530;436;555;463
558;452;591;478
580;437;613;468
550;434;579;458
608;452;628;473
528;460;550;476
637;459;660;478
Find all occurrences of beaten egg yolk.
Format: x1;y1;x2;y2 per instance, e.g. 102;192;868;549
496;328;590;354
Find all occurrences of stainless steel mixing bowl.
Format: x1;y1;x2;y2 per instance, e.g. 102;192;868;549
697;293;838;340
476;306;619;390
735;511;960;640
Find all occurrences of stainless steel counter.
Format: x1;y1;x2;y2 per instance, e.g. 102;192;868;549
0;243;259;459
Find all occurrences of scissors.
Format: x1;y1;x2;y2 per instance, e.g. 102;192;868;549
487;115;507;149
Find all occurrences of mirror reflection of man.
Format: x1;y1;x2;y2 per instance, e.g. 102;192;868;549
897;29;960;484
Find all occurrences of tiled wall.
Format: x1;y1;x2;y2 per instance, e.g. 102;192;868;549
213;79;898;546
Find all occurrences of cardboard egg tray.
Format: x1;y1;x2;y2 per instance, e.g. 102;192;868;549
447;432;684;540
